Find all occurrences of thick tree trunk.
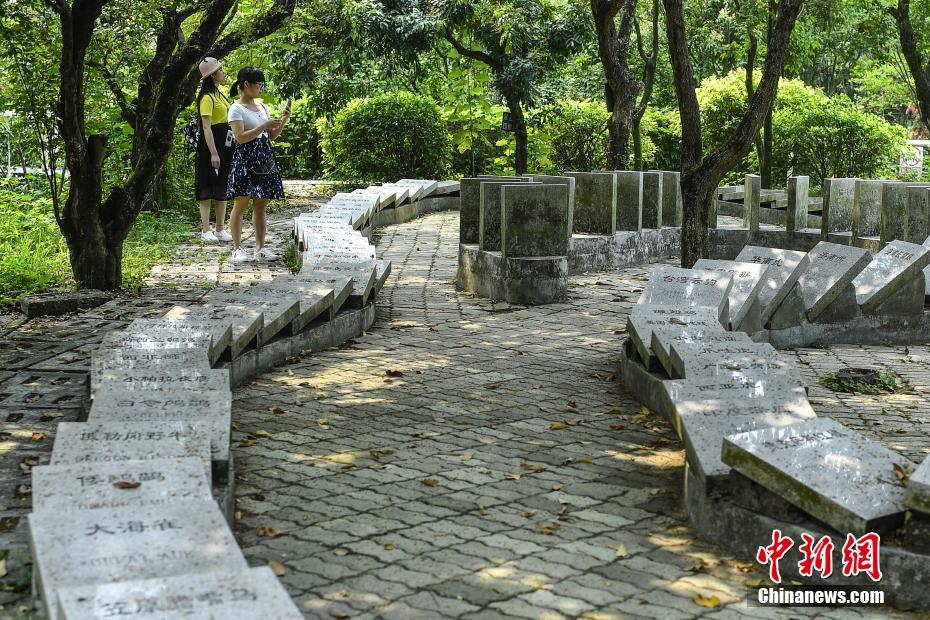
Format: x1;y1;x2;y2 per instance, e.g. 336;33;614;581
505;94;528;175
592;0;639;171
67;230;122;289
680;173;713;266
761;107;773;186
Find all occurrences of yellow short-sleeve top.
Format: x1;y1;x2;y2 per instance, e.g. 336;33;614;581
198;93;230;125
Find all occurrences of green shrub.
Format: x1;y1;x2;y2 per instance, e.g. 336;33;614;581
696;70;905;188
320;92;451;181
774;95;905;184
276;98;324;178
543;99;609;173
640;107;682;171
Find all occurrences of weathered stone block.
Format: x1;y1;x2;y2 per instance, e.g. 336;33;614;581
853;239;930;312
797;241;871;320
479;181;540;251
786;175;809;234
500;183;570;258
722;418;910;535
641;171;663;229
692;259;766;331
460;176;526;244
734;246;810;323
566;172;617;235
614;171;643;231
852;179;883;240
744;174;761;232
822;178;856;235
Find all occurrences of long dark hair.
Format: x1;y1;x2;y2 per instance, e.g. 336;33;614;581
230;67;265;97
197;71;228;107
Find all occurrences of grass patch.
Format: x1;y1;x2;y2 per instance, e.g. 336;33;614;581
819;370;906;395
0;179;193;305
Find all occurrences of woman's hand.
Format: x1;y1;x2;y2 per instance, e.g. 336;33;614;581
263;118;282;131
211;152;221;169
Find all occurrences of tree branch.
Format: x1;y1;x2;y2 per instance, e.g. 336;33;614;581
88;59;136;127
443;28;502;71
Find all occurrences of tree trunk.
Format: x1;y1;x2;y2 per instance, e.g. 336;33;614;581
592;0;639;171
632;116;643;170
505;94;528;175
680;173;712;266
67;228;122;289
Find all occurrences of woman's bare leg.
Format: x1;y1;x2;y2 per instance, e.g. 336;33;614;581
199;199;212;232
215;200;228;232
252;199;270;249
230;197;249;250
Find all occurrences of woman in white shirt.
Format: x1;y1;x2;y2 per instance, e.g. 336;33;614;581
226;67;291;262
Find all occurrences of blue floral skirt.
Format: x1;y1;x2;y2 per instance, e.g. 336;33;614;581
227;135;285;199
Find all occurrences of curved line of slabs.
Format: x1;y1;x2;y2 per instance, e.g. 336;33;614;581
623;238;930;608
25;179;455;620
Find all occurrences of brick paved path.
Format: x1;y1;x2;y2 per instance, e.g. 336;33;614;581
231;210;923;619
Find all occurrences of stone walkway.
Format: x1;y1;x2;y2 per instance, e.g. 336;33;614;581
231;210;919;619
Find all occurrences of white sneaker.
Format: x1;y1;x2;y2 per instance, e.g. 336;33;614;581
215;229;233;242
230;247;253;263
200;231;219;243
255;247;279;261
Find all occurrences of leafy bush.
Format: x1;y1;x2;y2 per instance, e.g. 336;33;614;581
320;91;451;181
640;107;682;171
276;97;324;178
774;95;905;184
542;99;609;172
697;70;905;188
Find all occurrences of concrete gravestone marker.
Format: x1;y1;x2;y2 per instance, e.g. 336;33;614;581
637;267;734;324
734;246;810;323
566;172;617;235
525;174;576;239
722;417;911;535
650;328;751;377
56;566;303;619
29;499;246;620
796;241;871;320
668;340;778;380
89;387;230;473
744;174;761;232
907;186;930;244
641;171;663;229
881;181;908;244
91;349;210;395
786;175;809;234
614;171;643;231
459;176;527;244
852;239;930;313
626;305;722;366
665;378;815;485
479;180;540;251
692;259;766;332
852;179;883;240
500;183;571;259
32;458;210;513
51;421;213;482
822;178;856;234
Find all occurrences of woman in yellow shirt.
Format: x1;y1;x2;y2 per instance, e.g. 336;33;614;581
195;57;234;243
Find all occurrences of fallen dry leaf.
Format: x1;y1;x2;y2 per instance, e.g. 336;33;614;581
893;462;915;486
577;457;594;464
239;439;258;447
422;478;439;487
255;430;271;438
549;422;570;430
235;511;243;521
567;401;577;409
30;432;46;442
608;407;623;415
257;527;288;538
268;560;286;576
385;369;404;377
505;473;524;481
616;544;628;557
370;448;395;460
112;481;141;490
16;484;30;496
649;438;671;448
522;511;536;518
478;504;488;516
270;406;286;414
610;424;625;431
693;594;720;608
520;463;545;473
536;522;561;535
384;543;394;550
